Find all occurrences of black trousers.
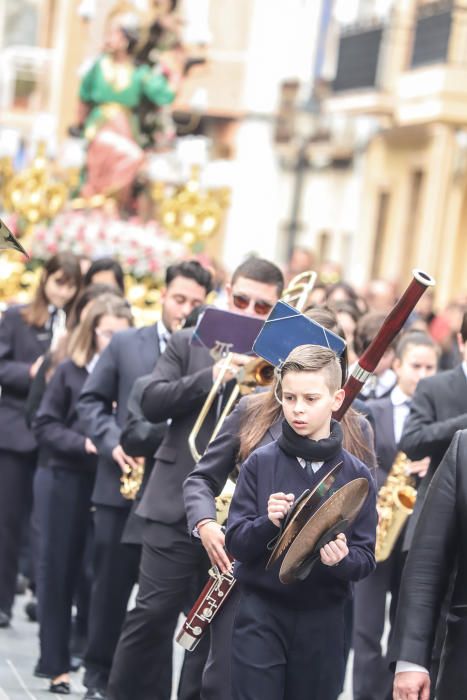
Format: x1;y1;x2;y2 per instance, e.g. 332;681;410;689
107;520;210;700
0;449;36;616
34;466;94;677
203;581;351;700
231;588;345;700
352;542;404;700
83;505;141;691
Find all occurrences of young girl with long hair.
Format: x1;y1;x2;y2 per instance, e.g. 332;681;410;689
32;294;133;694
0;253;81;628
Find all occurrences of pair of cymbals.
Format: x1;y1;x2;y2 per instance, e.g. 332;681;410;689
267;474;369;584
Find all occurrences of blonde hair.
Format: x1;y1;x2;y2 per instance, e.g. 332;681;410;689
68;294;133;367
277;344;342;396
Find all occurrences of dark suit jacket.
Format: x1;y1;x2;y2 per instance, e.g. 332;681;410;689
390;430;467;699
0;305;51;453
77;323;162;508
399;364;467;547
365;396;397;490
120;374;168;544
33;359;96;472
184;396;377;535
138;327;230;527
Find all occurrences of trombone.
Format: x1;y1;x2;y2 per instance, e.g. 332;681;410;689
282;270;317;310
188;270;317;463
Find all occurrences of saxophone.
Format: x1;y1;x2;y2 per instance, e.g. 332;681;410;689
375;452;417;562
120;461;145;500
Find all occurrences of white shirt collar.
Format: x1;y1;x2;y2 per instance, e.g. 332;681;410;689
157;320;171;351
86;354;99;374
158;319;170;341
463;362;467;380
390;385;411;408
296;457;324;473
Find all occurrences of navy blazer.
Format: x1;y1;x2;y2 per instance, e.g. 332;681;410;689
184;396;377;535
33;359;96;472
0;305;51;453
399;364;467;548
226;443;377;608
77;323;162;508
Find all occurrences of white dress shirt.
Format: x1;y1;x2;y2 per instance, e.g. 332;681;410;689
86;353;100;374
157;319;170;353
390;385;411;444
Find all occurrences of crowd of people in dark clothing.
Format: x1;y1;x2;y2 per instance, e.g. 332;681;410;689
0;248;466;700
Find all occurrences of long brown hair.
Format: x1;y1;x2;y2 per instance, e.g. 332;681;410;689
238;307;375;466
68;294;133;368
21;253;82;327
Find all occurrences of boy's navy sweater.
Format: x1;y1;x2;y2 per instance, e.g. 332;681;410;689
225;441;377;609
33;359;97;472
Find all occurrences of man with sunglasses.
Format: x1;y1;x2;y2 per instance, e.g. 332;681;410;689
107;257;283;700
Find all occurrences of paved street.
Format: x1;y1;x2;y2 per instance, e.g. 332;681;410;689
1;592;354;699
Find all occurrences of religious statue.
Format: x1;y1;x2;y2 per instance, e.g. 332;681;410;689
75;1;182;205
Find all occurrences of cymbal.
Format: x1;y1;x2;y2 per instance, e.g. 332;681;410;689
266;460;343;570
279;477;369;584
0;218;28;257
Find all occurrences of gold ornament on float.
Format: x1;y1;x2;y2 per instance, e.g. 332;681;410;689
157;166;230;248
3;142;69;240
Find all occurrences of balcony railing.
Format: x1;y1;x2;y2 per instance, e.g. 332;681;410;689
333;22;385;93
410;0;453;68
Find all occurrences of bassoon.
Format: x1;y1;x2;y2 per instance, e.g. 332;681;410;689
176;268;436;651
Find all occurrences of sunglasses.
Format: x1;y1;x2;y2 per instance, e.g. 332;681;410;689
232;293;274;316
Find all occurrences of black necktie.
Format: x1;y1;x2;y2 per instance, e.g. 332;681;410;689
305;460;315;479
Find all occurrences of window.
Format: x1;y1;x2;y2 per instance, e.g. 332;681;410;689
371;190;390;277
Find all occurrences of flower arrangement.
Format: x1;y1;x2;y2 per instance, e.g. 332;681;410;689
31;210;187;281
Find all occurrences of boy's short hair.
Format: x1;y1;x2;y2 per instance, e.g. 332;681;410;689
165;260;213;294
280;344;342;394
84;257;125;292
395;330;438;361
232;257;284;295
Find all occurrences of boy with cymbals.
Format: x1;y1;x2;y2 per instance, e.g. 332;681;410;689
226;344;377;700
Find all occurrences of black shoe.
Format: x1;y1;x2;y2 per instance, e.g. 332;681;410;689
34;662;51;679
70;655;82;672
0;610;10;628
25;599;37;622
83;690;106;700
50;681;71;694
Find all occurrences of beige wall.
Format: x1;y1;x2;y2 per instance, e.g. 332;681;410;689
356;123;467;302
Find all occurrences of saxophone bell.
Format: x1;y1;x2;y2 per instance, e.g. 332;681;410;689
375;452;417;563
